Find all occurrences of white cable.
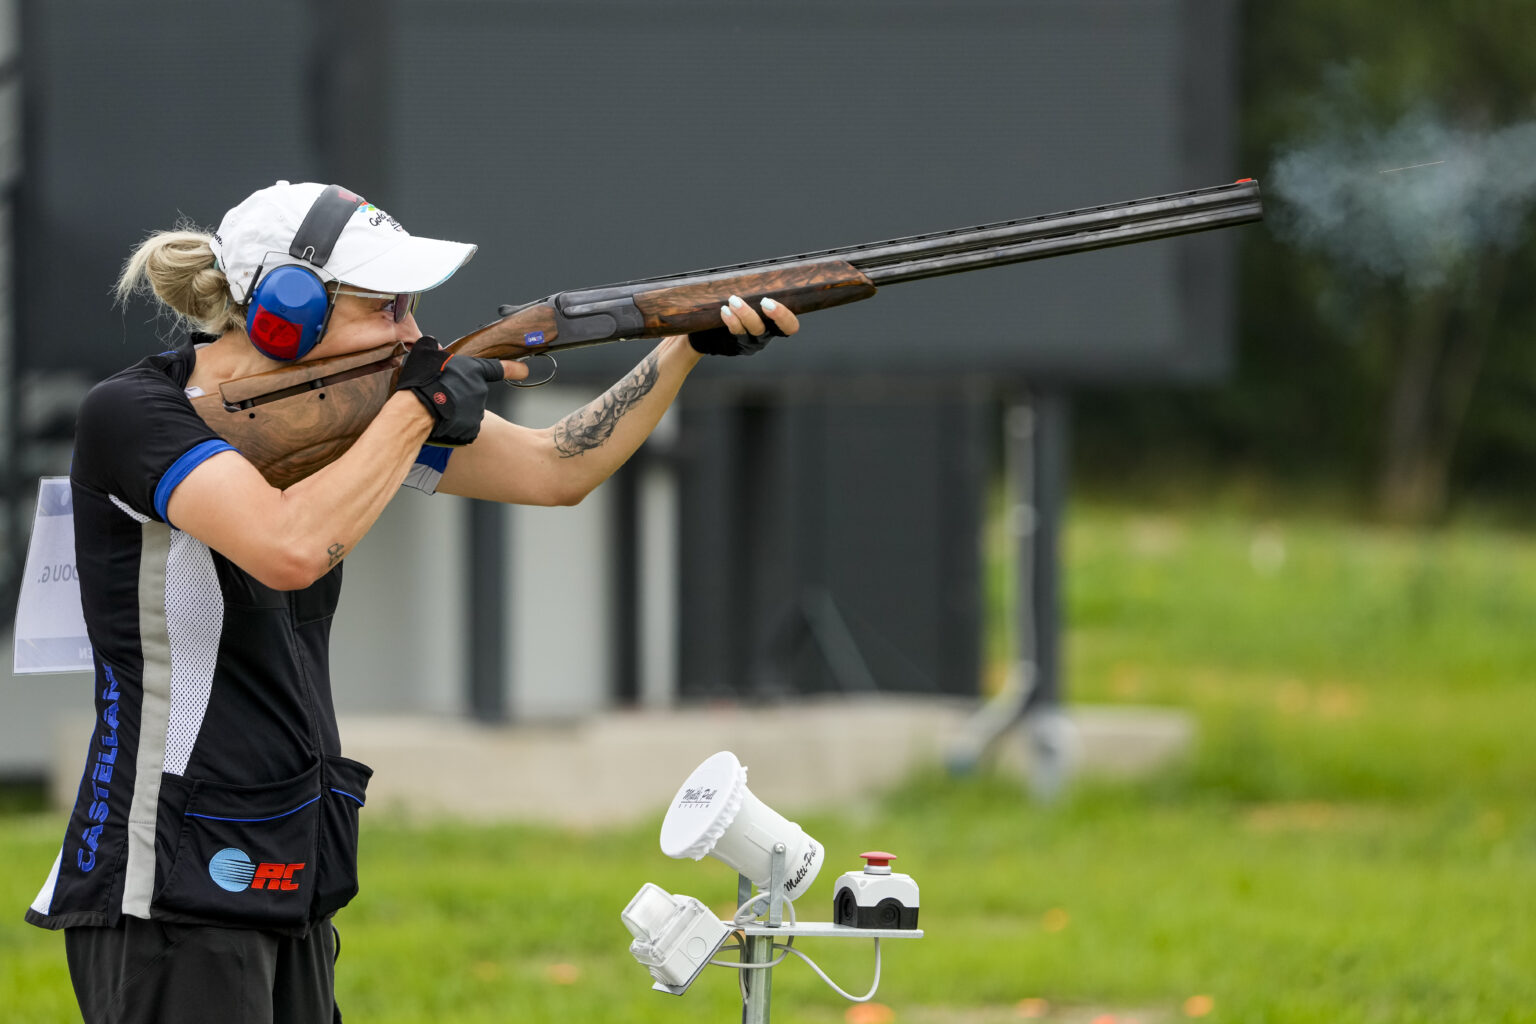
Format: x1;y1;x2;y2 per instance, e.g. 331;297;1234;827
712;936;884;1004
711;897;797;971
718;903;793;1007
710;949;791;970
732;891;799;927
711;933;790;1001
778;939;883;1002
718;897;886;1005
733;896;766;926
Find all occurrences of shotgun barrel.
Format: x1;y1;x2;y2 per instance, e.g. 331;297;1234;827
854;179;1263;284
542;180;1262;342
565;180;1262;297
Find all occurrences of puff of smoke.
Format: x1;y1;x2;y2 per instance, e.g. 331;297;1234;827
1270;110;1536;291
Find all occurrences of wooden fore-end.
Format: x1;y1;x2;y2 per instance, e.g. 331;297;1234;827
632;260;877;334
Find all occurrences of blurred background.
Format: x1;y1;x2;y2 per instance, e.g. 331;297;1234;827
3;1;1535;1022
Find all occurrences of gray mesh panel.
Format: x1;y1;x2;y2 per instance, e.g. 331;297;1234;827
161;530;223;777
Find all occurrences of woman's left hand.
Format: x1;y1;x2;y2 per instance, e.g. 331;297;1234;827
689;294;800;356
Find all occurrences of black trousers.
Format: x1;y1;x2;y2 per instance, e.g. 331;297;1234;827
64;916;341;1024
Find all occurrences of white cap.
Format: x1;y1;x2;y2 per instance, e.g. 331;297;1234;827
210;180;478;303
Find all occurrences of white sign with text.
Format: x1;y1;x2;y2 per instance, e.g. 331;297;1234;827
13;478;92;674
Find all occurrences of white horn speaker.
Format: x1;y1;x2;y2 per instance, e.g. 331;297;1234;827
659;751;823;902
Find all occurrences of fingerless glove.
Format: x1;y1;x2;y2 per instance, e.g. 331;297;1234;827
395;336;506;446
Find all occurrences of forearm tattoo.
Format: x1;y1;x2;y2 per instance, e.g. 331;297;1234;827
326;543;346;568
552;353;661;457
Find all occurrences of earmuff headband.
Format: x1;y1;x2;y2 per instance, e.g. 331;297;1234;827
289;185;363;267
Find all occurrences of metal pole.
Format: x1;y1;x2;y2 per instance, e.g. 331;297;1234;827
465;390;510;722
1019;390;1072;799
609;461;640;705
739;843;787;1024
465;497;506;722
740;933;774;1024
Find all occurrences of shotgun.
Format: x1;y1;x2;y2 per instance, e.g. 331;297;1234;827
192;179;1263;488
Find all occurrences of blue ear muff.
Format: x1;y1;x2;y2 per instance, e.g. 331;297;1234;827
246;264;331;362
242;185;365;361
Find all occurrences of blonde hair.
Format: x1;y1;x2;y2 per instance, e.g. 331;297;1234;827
115;227;245;336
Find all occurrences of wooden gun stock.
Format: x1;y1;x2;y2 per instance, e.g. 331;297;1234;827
193;180;1262;488
190;346;402;489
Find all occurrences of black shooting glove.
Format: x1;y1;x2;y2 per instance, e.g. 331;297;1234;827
688;319;787;357
395;336;506;446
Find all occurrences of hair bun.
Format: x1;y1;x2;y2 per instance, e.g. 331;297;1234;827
116;228;243;337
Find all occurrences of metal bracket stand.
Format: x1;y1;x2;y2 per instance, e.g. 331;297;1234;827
737;843;788;1024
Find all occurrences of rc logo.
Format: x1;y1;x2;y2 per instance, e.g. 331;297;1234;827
208;848;306;893
209;848;255;892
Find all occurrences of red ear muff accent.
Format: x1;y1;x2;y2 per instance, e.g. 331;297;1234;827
245;264;331;361
249;309;305;361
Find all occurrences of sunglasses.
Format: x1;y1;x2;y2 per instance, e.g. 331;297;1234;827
333;287;421;323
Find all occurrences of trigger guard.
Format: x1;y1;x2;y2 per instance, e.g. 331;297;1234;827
507;351;557;388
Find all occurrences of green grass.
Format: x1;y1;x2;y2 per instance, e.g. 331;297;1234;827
5;502;1536;1022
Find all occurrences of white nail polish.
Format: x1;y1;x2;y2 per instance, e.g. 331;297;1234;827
728;295;744;308
761;297;779;311
720;305;732;320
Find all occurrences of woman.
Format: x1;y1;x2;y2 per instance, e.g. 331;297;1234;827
24;180;798;1023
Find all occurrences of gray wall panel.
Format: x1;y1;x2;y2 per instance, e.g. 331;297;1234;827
21;0;322;374
22;0;1241;380
389;0;1240;385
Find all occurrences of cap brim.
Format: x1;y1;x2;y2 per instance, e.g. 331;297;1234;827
332;235;478;293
